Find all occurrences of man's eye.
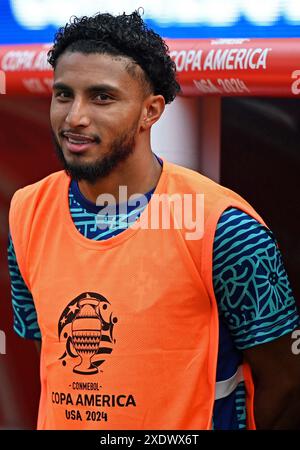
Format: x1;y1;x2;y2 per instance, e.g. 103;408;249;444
95;93;112;102
55;91;70;99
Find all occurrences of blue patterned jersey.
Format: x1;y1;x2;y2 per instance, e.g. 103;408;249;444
211;208;298;429
7;159;299;429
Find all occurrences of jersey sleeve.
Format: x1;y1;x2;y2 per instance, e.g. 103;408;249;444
7;232;41;340
213;207;299;350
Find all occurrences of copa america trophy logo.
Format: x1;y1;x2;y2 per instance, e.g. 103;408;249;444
58;292;118;375
71;298;102;375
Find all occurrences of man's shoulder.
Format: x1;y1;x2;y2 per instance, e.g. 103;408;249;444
166;160;244;200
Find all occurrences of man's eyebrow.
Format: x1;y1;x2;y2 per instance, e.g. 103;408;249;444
86;84;120;94
52;82;72;91
52;82;120;94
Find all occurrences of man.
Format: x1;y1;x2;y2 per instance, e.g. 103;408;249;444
8;11;300;430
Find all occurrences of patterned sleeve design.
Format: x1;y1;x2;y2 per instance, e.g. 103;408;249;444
7;232;41;340
213;207;299;350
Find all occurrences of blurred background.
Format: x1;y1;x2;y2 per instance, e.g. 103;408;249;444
0;0;299;429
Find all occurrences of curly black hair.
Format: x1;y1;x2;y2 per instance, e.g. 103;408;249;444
47;10;180;104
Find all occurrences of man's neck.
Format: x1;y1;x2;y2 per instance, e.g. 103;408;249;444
77;150;162;204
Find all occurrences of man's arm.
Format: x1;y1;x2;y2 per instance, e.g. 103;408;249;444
8;232;42;341
244;332;300;429
213;207;300;429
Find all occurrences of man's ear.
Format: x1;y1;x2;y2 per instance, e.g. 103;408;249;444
140;95;165;131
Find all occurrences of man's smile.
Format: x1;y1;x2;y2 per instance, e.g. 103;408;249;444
62;131;99;154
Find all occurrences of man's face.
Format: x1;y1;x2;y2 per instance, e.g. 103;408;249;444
50;51;147;182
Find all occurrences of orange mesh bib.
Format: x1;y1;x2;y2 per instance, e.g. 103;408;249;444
9;160;263;429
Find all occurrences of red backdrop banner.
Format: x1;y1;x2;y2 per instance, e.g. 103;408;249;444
1;39;300;97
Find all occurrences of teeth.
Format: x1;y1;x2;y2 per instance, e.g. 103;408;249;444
68;138;91;144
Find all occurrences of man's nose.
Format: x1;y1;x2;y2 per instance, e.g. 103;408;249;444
65;99;91;128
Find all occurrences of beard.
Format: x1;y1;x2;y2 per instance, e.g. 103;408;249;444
51;127;137;184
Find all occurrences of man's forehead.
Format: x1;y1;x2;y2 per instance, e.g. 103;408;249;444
54;51;146;90
53;51;150;99
55;51;139;76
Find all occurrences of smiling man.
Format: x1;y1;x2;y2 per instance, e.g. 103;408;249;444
8;11;300;430
51;48;164;199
